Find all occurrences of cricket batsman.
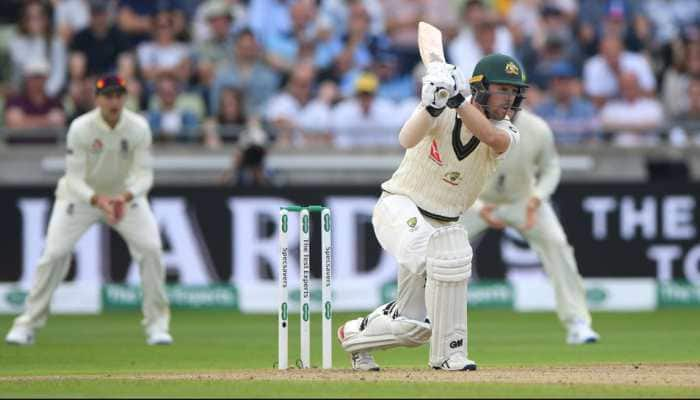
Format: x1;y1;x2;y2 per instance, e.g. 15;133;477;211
337;54;527;371
5;76;172;346
460;108;600;345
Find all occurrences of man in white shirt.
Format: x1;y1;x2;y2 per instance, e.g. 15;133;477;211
329;72;400;149
337;54;527;371
599;72;665;146
5;76;172;346
583;34;656;107
461;108;599;345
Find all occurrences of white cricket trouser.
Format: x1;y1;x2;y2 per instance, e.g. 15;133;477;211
372;193;458;322
13;197;170;334
461;200;591;326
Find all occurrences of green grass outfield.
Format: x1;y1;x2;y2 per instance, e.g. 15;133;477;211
0;309;699;398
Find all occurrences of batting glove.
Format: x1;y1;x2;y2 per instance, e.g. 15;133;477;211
421;62;458;114
447;66;469;108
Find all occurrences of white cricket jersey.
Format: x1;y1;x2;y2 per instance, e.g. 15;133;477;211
55;108;154;203
478;109;561;204
381;105;519;220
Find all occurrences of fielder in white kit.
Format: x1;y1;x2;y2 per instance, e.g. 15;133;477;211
5;76;172;346
460;108;599;345
337;54;528;371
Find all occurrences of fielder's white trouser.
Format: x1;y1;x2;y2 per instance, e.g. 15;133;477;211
461;200;591;326
12;197;170;334
346;193;472;362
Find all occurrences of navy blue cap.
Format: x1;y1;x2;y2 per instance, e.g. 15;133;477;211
549;61;577;78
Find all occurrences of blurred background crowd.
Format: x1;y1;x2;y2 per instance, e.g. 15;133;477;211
1;0;700;180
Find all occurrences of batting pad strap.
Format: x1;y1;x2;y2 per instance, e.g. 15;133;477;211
426;226;472;281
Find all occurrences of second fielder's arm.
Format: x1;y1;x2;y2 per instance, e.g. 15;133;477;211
65;126;96;204
533;122;561;201
124;125;155;199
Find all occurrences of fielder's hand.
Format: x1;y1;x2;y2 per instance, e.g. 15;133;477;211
479;204;506;230
519;197;541;231
421;62;457;110
110;192;134;224
91;194;117;225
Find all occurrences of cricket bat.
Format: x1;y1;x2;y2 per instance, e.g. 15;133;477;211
417;21;449;101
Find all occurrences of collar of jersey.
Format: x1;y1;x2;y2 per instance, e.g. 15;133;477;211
95;109;126;132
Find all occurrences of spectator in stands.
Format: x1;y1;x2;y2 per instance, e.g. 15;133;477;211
192;0;247;44
449;10;513;77
248;0;295;49
539;4;581;64
329;72;399;149
117;0;157;47
136;11;192;86
323;0;391;97
534;60;600;145
294;80;339;146
373;51;413;102
668;77;700;146
527;36;570;90
210;28;280;117
583;33;656;107
264;0;319;73
195;0;235;88
146;74;201;142
52;0;90;43
662;41;700;118
9;0;67;97
318;0;385;38
203;86;247;147
4;60;65;130
265;62;316;146
64;75;95;124
381;0;423;75
116;52;143;111
599;72;665;147
70;0;131;77
577;0;641;57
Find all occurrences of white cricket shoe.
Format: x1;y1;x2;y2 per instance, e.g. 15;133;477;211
566;321;600;345
5;325;35;346
146;331;173;346
432;353;477;371
351;351;380;371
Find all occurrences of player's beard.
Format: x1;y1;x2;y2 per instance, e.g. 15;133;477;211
488;104;510;120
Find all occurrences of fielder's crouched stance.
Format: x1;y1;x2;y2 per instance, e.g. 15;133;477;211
338;54;528;371
5;76;172;346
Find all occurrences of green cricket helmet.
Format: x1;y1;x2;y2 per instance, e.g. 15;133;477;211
469;53;528;118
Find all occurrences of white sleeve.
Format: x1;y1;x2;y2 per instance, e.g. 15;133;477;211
490;118;519;160
397;105;442;148
125;127;154;198
634;55;656;92
65;123;95;203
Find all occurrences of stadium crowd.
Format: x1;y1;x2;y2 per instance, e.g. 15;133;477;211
1;0;700;153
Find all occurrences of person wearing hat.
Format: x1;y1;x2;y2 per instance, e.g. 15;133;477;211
337;54;526;371
329;71;399;148
535;60;600;145
195;0;235;87
5;75;173;346
4;59;66;131
460;105;600;345
69;0;131;76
